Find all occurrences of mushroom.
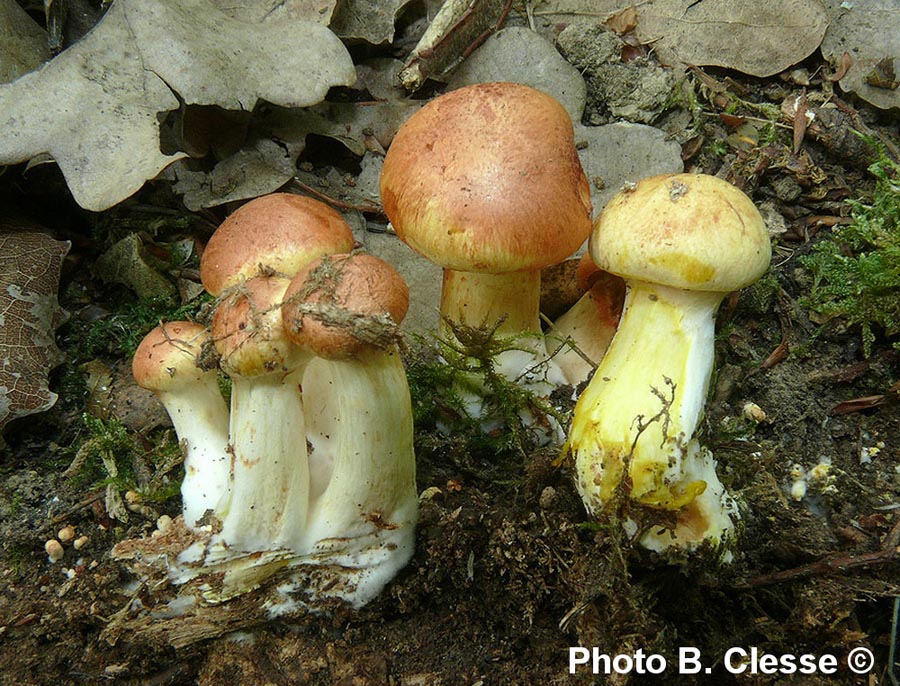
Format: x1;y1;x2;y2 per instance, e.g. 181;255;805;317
548;253;626;386
200;193;355;296
278;252;417;607
188;193;355;595
380;82;592;392
209;275;312;560
132;321;230;527
564;174;771;552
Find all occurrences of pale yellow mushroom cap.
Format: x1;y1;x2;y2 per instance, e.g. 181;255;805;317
590;174;771;292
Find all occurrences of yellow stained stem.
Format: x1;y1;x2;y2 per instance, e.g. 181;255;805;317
565;282;725;513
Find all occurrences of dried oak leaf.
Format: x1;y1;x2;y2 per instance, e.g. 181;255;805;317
821;0;900;110
533;0;827;78
0;0;355;212
0;0;49;83
330;0;415;44
634;0;828;78
0;228;70;439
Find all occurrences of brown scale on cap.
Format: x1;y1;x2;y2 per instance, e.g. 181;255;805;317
281;253;409;360
380;82;592;274
200;193;355;296
132;321;210;391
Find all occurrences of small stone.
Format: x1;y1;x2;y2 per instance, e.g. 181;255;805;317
741;402;767;423
539;486;558;510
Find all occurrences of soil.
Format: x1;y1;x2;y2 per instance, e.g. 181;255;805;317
2;9;900;686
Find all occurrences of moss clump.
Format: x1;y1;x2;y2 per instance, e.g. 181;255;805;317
802;151;900;356
68;414;183;504
62;293;213;362
405;322;567;461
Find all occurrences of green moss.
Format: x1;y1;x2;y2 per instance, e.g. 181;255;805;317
801;150;900;356
62;293;213;362
67;414;184;505
405;323;567;460
740;271;780;316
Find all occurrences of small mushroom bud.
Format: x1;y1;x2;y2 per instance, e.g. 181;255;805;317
45;539;64;562
57;525;76;543
156;514;173;534
73;535;89;550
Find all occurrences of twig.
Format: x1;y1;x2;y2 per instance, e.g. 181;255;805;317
289;180;383;215
43;491;105;531
735;518;900;590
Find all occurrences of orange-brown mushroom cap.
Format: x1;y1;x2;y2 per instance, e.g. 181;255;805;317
281;253;409;360
200;193;355;296
133;321;211;391
380;82;592;274
211;275;300;376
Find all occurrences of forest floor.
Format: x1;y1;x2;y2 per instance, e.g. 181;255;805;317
1;2;900;685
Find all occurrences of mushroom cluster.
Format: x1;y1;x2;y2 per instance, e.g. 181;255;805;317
564;174;771;553
126;194;417;610
122;86;771;626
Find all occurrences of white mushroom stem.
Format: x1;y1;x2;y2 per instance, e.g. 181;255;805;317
565;281;734;546
156;383;230;526
133;322;232;528
547;278;622;386
207;276;313;564
215;368;310;551
291;346;417;607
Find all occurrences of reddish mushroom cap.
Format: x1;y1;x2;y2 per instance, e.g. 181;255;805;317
200;193;355;296
575;252;602;292
380;82;592;274
574;253;626;325
211;275;299;376
133;321;211;391
281;253;409;360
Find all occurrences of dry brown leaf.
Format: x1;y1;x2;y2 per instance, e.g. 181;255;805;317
533;0;827;78
210;0;336;23
0;227;70;441
821;0;900;110
0;0;355;211
826;51;853;82
173;100;422;210
331;0;415;44
0;0;49;83
603;5;637;35
635;0;828;77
